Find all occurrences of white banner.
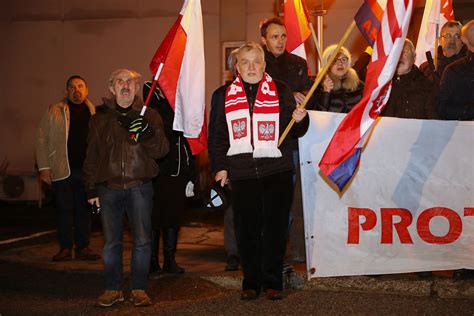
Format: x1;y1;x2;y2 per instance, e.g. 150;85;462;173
300;111;474;278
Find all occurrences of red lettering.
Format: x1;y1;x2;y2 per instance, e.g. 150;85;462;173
348;208;377;244
465;207;474;217
417;207;462;244
381;208;413;244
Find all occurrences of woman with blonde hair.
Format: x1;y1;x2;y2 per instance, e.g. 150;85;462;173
314;44;364;113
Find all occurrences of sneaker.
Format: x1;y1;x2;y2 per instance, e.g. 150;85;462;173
75;247;101;261
225;255;239;271
130;289;152;307
52;248;72;262
96;290;124;307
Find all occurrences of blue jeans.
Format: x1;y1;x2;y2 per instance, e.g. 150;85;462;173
98;182;153;290
52;169;90;250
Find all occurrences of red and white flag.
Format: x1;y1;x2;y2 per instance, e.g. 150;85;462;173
415;0;454;66
319;0;413;191
149;0;207;155
284;0;311;60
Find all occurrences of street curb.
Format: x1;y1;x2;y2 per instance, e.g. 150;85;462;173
202;272;474;300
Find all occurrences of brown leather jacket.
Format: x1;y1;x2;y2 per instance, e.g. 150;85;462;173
83;96;169;198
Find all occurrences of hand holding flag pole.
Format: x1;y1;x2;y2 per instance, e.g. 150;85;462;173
278;20;356;147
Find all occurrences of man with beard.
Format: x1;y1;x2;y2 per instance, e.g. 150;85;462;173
84;69;168;307
419;21;466;86
36;75;101;262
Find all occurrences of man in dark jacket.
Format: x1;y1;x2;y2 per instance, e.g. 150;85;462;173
84;69;169;307
210;42;309;301
419;21;466;86
438;20;474;121
381;39;438;119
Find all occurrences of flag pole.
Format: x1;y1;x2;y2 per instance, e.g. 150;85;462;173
309;22;323;65
433;1;440;70
140;63;164;116
278;20;356;146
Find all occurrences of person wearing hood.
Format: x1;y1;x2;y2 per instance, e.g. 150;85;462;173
83;69;169;307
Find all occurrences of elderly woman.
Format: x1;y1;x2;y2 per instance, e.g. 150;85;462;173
314;45;364;113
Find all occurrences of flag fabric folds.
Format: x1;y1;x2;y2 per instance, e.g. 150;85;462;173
284;0;311;60
319;0;414;191
415;0;454;66
149;0;207;155
354;0;385;46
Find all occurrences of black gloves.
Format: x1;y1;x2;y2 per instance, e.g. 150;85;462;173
117;114;153;143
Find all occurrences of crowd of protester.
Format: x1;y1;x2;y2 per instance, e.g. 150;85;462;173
35;16;473;307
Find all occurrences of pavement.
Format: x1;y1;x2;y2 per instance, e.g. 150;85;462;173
0;223;473;301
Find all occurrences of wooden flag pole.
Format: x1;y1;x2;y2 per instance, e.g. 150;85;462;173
278;20;356;146
309;22;323;65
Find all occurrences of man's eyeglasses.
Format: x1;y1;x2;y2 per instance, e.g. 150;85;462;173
441;33;461;40
333;56;349;65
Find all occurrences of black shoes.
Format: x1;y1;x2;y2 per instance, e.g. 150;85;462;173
240;289;258;300
52;248;72;261
75;247;101;261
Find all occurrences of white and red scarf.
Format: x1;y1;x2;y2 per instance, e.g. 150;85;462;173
224;73;281;158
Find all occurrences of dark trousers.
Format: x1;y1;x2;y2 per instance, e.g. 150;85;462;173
52;169;90;250
232;171;293;292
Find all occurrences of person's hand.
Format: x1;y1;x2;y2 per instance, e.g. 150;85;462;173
322;75;334;92
292;106;308;123
128;117;152;142
215;170;228;186
39;169;53;185
88;197;100;208
293;92;306;105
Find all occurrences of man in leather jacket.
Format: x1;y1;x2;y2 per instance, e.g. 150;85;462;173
84;69;169;307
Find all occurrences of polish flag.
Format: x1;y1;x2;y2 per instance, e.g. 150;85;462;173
319;0;413;191
284;0;311;60
149;0;207;155
415;0;454;66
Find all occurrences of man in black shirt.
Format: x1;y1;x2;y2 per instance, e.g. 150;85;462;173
36;76;100;262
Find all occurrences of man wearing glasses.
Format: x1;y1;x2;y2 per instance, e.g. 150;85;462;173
420;21;466;85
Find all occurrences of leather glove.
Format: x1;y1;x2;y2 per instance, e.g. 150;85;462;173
128;117;153;142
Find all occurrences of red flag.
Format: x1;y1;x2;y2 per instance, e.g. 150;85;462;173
319;0;414;191
284;0;311;60
149;0;207;155
415;0;455;66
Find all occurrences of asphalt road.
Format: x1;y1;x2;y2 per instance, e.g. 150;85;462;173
0;260;473;315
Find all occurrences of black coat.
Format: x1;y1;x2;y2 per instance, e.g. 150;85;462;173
419;45;467;86
313;82;364;113
210;78;309;181
437;51;474;121
381;66;438;119
264;48;313;94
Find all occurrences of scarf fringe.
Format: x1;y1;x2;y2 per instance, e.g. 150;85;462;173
253;147;282;158
227;143;253;156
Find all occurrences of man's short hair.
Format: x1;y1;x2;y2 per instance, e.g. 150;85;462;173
236;42;265;61
260;17;285;37
66;75;87;88
441;20;463;34
108;69;142;86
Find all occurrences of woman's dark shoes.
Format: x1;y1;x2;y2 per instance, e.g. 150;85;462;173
163;260;185;274
225;255;239;271
265;289;283;301
240;289;258;300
